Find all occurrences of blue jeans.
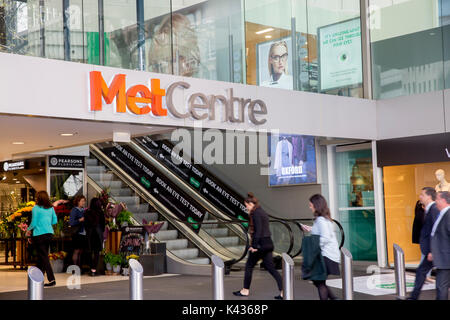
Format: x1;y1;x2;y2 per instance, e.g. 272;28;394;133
410;253;434;300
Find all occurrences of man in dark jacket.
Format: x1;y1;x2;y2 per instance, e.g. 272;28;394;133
408;187;440;300
429;191;450;300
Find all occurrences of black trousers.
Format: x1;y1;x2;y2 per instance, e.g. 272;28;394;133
410;255;434;299
436;269;450;300
243;249;283;291
32;233;55;282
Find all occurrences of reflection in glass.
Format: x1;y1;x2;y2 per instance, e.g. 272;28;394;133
50;170;83;200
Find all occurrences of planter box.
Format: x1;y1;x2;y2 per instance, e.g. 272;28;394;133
150;242;166;255
50;259;64;273
140;254;166;276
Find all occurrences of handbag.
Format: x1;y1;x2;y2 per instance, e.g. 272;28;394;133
63;224;81;237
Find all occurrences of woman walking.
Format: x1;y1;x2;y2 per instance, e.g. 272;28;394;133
233;193;283;299
304;194;341;300
26;191;58;287
69;195;87;270
84;197;105;276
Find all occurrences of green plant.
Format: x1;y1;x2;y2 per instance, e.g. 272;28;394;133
117;210;133;225
104;252;121;266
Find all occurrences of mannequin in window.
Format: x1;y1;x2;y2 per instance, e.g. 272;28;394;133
435;169;450;192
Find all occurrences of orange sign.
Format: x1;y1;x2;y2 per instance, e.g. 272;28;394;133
89;71;167;116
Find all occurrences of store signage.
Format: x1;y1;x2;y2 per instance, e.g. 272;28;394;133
119;226;145;256
49;155;85;169
89;71;268;125
99;142;206;232
135;136;249;223
377;132;450;167
1;160;25;172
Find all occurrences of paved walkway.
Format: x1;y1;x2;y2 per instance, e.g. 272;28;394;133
0;263;438;300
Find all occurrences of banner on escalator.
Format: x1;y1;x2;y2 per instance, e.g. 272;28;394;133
98;142;206;233
135;136;250;227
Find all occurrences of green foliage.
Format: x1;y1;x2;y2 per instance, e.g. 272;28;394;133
116;210;133;225
104;252;122;266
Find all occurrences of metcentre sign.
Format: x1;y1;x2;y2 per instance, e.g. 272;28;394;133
89;71;268;125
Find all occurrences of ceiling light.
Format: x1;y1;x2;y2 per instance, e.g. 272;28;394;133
39;168;44;172
256;28;274;35
265;35;272;39
60;133;74;137
2;176;6;181
13;178;17;181
16;181;20;184
12;142;24;145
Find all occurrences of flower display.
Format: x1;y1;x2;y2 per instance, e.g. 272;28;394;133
48;251;67;260
142;219;164;235
126;254;139;261
17;222;28;232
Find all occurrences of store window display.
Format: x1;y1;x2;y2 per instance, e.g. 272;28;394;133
435;169;450;192
260;40;293;90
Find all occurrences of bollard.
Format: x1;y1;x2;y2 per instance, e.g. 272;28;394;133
393;244;406;299
282;253;294;300
340;247;354;300
28;266;44;300
211;255;224;300
129;259;143;300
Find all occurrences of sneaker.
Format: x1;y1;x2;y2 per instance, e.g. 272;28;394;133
44;280;56;287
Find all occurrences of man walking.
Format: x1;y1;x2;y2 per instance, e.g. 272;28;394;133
408;187;440;300
428;191;450;300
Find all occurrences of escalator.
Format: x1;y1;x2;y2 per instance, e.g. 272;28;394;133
87;142;295;274
129;135;344;258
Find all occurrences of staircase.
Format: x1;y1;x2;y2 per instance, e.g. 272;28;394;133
87;156;245;265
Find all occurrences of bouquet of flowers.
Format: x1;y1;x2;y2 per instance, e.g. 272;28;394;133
48;251;67;261
142;219;164;243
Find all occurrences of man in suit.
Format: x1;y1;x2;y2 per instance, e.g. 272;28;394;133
408;187;440;300
428;191;450;300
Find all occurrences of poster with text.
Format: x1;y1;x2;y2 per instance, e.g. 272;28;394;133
268;134;317;186
318;17;362;91
257;36;293;90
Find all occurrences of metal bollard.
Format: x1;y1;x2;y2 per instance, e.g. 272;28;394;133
28;266;44;300
282;253;294;300
340;247;354;300
393;244;406;299
129;259;144;300
211;255;224;300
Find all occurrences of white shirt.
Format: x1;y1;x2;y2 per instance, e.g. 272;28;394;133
425;201;435;214
431;206;450;237
261;73;293;90
311;216;340;263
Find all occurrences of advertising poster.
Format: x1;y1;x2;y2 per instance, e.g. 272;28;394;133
134;137;249;224
268;134;317;186
257;36;294;90
98;142;207;232
318;17;362;91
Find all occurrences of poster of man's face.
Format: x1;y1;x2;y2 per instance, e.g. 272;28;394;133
257;36;293;90
268;134;317;186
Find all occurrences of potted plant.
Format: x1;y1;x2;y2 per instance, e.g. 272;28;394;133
49;251;67;273
111;254;122;274
117;210;133;227
104;252;115;274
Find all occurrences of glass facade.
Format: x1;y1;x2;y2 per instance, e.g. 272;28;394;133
370;0;450;99
335;148;377;261
0;0;363;97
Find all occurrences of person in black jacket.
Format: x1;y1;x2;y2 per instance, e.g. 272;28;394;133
84;198;106;277
408;187;440;300
412;200;425;244
233;193;283;299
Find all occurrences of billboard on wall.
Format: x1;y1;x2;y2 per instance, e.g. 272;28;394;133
268;134;317;187
318;17;362;91
257;36;294;90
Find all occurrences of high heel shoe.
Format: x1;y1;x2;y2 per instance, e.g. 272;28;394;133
233;291;249;297
274;295;283;300
44;280;56;287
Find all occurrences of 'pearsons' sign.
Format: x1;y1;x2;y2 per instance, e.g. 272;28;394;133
89;71;267;125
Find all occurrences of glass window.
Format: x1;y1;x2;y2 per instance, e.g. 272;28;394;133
370;0;445;99
103;0;138;69
383;161;450;264
50;169;84;200
307;0;362;97
335;148;377;261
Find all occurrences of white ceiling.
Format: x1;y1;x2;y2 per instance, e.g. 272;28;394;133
0;114;173;162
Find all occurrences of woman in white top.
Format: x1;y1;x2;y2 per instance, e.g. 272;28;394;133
261;41;293;90
303;194;341;300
